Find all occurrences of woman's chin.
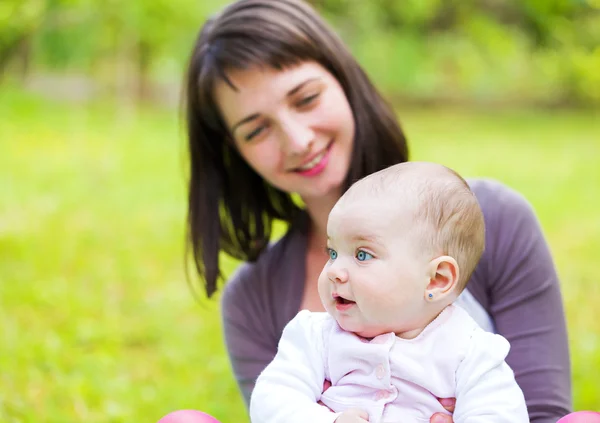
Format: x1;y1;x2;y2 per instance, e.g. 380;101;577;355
300;176;345;202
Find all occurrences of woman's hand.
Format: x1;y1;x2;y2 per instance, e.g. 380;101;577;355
431;397;455;423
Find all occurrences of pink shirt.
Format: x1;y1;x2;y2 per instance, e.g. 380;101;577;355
250;305;528;423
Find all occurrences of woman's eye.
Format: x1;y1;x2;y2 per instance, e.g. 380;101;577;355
296;93;319;107
245;125;265;141
356;250;373;261
327;248;338;260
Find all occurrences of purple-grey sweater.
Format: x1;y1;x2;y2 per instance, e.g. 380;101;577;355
221;179;571;423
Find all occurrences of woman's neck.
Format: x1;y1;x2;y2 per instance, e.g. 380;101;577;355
297;192;340;313
302;192;339;245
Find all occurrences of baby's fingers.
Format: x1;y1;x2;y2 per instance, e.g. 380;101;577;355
430;412;453;423
349;408;369;421
335;408;369;422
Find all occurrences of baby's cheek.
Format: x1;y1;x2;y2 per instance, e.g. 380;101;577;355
317;275;329;297
364;290;402;315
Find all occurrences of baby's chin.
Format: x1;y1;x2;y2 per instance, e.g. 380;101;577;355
337;320;387;340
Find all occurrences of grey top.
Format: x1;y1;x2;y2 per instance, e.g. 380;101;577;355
221;179;571;423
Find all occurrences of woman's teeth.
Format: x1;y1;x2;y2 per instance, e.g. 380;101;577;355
298;151;326;171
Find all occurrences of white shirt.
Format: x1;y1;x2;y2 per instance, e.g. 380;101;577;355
250;305;528;423
455;288;495;333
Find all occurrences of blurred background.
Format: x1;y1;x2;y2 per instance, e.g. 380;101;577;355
1;0;599;422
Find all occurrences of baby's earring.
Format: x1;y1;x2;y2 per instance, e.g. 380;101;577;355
428;293;433;300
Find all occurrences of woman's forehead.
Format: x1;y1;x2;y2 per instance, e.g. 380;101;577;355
213;62;330;121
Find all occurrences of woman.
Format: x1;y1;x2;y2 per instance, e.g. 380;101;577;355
179;0;572;422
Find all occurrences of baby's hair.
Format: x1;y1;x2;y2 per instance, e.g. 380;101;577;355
347;162;485;291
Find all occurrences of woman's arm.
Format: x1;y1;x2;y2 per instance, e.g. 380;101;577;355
475;180;571;423
220;228;312;406
220;263;279;405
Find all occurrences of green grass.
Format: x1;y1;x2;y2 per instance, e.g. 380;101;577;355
0;88;598;422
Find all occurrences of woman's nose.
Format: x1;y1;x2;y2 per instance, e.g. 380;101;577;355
279;114;315;155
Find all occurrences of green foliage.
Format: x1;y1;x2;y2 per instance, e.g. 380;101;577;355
0;0;45;69
319;0;600;105
1;88;599;421
1;0;598;105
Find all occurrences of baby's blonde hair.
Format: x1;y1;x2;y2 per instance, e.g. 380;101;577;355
345;162;485;291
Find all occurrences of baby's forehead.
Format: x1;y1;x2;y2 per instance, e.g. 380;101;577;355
329;197;415;231
337;183;417;215
327;210;389;243
333;194;390;215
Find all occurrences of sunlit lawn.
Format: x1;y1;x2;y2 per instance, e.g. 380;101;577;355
1;87;598;422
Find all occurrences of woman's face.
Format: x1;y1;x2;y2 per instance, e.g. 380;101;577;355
214;61;355;202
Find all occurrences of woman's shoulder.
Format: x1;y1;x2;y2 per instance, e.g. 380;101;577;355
467;178;533;214
466;178;540;234
465;178;546;294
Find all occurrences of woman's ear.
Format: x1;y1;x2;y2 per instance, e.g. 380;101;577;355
424;256;460;302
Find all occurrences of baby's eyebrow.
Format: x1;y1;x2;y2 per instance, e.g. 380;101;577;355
351;234;383;244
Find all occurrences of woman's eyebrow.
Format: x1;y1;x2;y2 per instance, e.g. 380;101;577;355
286;77;321;97
231;113;260;134
231;77;322;134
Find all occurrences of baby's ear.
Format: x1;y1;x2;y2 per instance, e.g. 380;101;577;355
424;256;460;301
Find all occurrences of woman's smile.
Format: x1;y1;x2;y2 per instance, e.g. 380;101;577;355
293;140;334;176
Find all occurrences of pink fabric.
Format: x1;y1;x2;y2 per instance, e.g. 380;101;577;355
315;305;517;421
557;412;600;423
157;410;221;423
157;409;599;423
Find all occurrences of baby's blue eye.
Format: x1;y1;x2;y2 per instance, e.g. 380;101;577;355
328;248;338;260
356;250;373;261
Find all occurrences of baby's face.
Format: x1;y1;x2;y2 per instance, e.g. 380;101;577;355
317;198;432;338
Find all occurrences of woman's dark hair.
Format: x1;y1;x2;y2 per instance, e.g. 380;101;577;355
185;0;409;297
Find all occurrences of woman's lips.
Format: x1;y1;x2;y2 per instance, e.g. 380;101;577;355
294;142;332;177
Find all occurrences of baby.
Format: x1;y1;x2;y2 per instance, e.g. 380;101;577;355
250;162;528;423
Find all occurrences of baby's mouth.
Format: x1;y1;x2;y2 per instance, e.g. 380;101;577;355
333;294;356;307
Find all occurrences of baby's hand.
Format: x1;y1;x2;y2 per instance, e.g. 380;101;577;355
334;408;369;422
